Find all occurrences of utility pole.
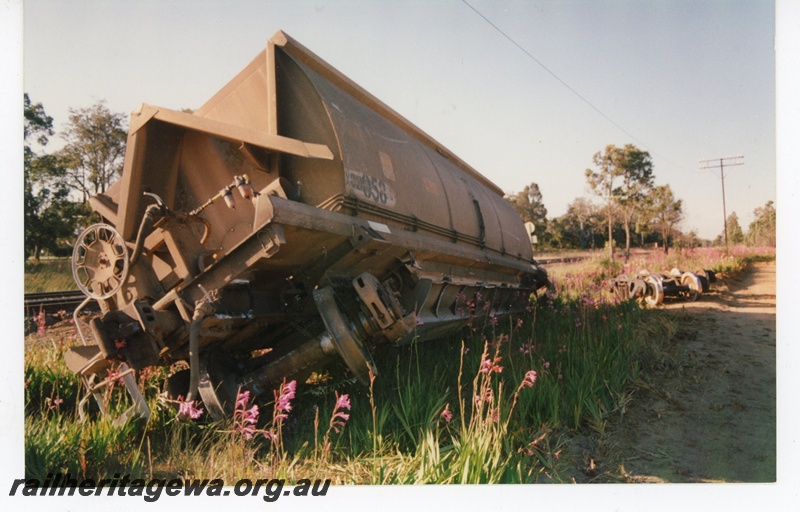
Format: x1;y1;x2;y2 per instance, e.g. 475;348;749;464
699;155;744;247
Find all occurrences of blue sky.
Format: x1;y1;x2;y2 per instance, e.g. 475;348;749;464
19;0;777;240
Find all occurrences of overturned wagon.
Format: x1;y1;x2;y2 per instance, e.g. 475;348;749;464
66;31;548;421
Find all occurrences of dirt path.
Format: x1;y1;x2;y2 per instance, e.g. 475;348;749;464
606;261;776;482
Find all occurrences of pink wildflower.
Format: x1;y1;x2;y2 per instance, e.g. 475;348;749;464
335;391;351;411
474;388;493;404
521;370;538;388
479;356;503;375
329;391;351;433
236;389;251;410
178;398;204;420
544;361;550;369
440;403;453;423
273;379;297;422
239;405;259;439
106;365;124;384
36;307;46;336
233;388;260;440
49;397;63;411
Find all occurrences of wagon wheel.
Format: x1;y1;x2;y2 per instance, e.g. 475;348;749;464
644;275;664;307
72;224;130;300
681;273;701;302
694;269;711;292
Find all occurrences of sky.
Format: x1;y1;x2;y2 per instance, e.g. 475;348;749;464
19;0;776;240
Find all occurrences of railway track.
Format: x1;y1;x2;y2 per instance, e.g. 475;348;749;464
537;255;591;265
537;250;655;267
25;290;94;317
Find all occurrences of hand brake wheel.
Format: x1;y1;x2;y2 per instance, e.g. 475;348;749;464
71;223;130;300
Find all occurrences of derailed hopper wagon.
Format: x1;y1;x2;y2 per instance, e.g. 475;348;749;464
65;31;549;421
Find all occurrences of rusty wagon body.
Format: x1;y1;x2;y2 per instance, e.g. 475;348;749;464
65;31;548;421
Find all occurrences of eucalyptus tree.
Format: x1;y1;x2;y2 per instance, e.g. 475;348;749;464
24;94;84;262
562;197;599;249
746;201;776;247
648;184;683;254
505;182;548;234
59;100;127;202
725;212;745;245
585;144;654;259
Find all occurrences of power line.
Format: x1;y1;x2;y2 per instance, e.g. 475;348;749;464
699;155;744;246
461;0;692;173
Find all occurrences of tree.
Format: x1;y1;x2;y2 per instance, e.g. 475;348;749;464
59;100;127;202
541;216;568;250
505;182;548;232
634;201;655;247
676;229;701;250
585;144;653;259
746;200;776;247
724;212;745;245
647;185;683;254
24;94;85;262
585;149;617;259
587;144;653;259
618;146;654;253
24;93;53;147
561;197;599;249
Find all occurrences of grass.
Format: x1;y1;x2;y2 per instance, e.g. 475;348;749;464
25;258;77;293
22;246;774;483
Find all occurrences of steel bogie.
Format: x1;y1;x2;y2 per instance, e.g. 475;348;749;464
693;269;716;293
644;275;665;306
66;31;548;421
612;268;715;307
680;272;701;302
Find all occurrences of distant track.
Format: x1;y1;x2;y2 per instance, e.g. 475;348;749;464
24;290;93;316
537;256;590;265
537;250;654;267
